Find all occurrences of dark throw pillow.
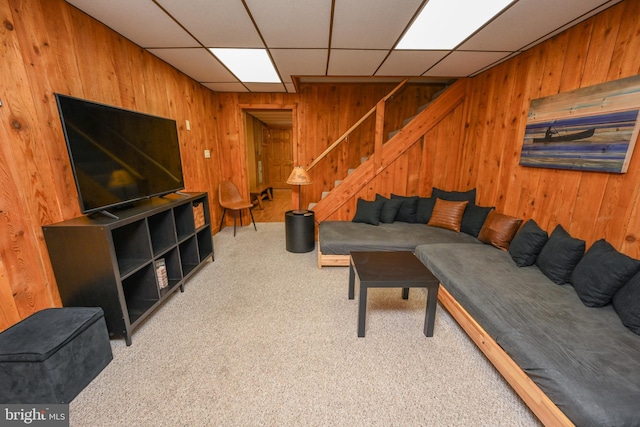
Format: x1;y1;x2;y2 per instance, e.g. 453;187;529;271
535;225;585;285
375;194;403;223
391;194;419;223
613;271;640;335
416;197;436;224
460;204;494;237
570;239;640;307
477;211;522;251
352;198;383;225
509;219;549;267
431;187;476;204
427;198;468;232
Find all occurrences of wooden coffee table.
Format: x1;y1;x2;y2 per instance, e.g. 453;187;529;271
348;251;440;337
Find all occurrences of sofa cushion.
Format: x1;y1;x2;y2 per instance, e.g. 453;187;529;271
536;225;585;285
391;194;419;223
508;219;548;267
570;239;640;307
427;199;468;232
460;204;493;237
415;242;640;427
432;187;476;203
477;211;522;251
319;221;482;255
352;198;383;225
416;197;436;224
613;271;640;335
375;194;403;223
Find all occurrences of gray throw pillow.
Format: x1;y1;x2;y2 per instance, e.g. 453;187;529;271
432;187;476;204
613;271;640;335
375;194;403;223
390;194;419;223
352;198;383;225
509;219;548;267
570;239;640;307
535;225;585;285
461;204;493;237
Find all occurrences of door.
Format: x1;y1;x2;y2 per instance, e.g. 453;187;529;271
265;128;293;188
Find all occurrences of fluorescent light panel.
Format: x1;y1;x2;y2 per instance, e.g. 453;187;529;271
209;48;281;83
397;0;512;50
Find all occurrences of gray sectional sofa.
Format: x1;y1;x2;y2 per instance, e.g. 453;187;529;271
318;190;640;426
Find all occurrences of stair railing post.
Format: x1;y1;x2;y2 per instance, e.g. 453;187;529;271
374;99;385;172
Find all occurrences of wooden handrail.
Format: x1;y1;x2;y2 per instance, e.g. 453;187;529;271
306;78;409;171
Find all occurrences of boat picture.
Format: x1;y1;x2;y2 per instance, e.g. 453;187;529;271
532;126;595;143
520;109;640;173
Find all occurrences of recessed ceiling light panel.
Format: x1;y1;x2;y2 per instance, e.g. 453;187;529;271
209;48;281;83
397;0;513;50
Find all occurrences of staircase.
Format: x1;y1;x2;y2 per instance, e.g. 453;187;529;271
306;78;469;223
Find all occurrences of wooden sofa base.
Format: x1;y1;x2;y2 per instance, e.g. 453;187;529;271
317;249;350;268
437;285;574;427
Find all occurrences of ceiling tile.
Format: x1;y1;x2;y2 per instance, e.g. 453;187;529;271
156;0;263;47
460;0;623;52
270;49;328;83
376;51;449;76
331;0;423;49
424;51;511;77
147;48;238;82
328;50;389;76
245;0;331;48
65;0;198;47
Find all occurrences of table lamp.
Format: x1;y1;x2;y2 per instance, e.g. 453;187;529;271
286;166;312;214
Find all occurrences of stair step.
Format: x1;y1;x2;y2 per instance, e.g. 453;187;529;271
402;115;416;126
348;168;356;175
321;191;330;199
335;180;343;187
361;156;368;164
388;129;400;140
308;202;317;210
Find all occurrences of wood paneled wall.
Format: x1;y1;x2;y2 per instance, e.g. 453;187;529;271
0;0;221;331
465;0;640;257
1;0;639;331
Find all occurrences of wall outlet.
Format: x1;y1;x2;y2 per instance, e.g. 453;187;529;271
186;120;191;131
204;149;211;159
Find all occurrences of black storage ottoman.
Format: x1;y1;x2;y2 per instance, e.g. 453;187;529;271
0;307;113;404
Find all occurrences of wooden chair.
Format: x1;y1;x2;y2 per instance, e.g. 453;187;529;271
218;180;257;236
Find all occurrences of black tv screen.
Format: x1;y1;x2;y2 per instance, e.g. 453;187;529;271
55;94;185;214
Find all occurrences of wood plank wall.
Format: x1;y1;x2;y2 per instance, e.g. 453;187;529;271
0;0;222;331
465;0;640;258
1;0;639;331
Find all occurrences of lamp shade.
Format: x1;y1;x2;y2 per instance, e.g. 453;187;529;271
286;166;312;186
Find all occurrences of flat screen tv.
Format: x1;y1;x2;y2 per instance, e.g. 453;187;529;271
55;94;185;215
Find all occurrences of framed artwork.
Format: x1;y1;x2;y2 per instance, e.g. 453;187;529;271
520;75;640;173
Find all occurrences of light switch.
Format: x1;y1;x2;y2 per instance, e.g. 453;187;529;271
204;149;211;159
186;120;191;131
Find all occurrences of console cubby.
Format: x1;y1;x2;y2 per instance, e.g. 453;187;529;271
174;202;196;241
179;236;199;277
43;192;213;345
148;210;177;256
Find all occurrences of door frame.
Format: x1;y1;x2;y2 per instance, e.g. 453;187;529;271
239;104;298;206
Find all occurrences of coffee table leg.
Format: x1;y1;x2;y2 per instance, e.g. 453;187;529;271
402;288;409;299
358;284;367;337
423;285;439;337
348;262;355;300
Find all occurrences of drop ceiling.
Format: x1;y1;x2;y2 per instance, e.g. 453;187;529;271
65;0;621;94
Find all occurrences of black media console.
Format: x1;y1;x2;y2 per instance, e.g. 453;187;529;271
43;192;214;345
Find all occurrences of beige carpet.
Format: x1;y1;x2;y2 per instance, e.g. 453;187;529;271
70;222;541;426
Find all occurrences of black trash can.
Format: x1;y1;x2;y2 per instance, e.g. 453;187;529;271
285;210;315;253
